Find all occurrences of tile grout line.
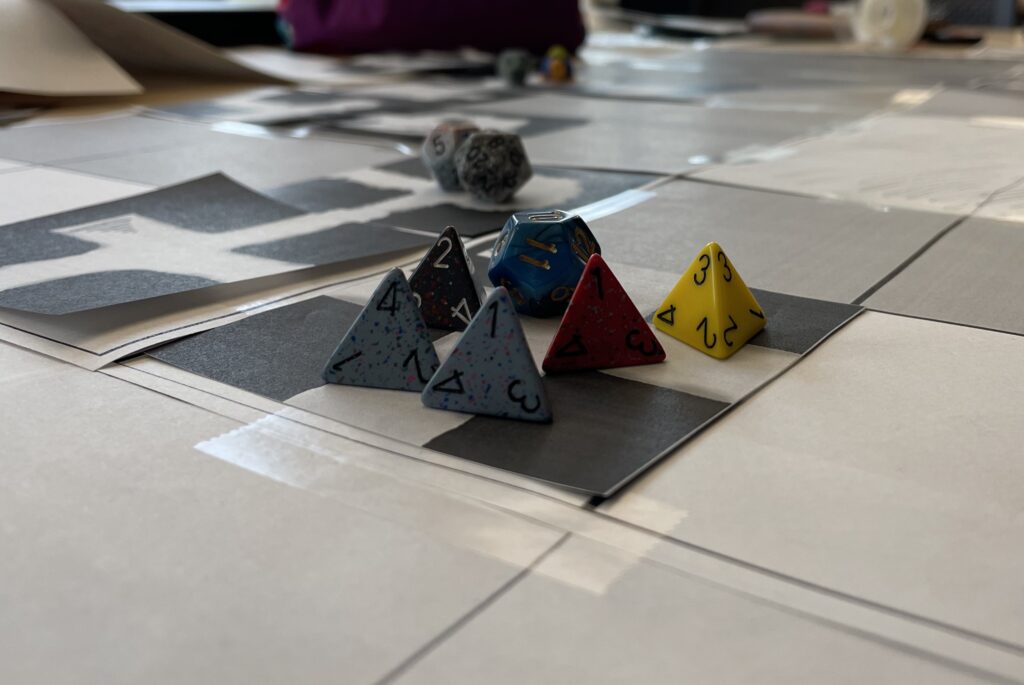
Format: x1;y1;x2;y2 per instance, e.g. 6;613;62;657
604;539;1024;685
851;214;969;305
678;169;854;202
586;503;1024;657
873;308;1024;340
373;533;572;685
854;171;1024;305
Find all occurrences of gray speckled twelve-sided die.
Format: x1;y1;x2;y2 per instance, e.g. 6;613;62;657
453;130;533;204
421;119;480;191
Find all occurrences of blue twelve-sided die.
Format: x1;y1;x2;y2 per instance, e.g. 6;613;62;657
487;209;601;317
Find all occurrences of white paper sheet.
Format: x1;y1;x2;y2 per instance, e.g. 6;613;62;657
694;113;1024;218
226;47;387;87
0;248;421;368
0;167;149;225
0;0;140;96
150;87;381;125
45;0;285;84
466;93;857;174
225;46;491;87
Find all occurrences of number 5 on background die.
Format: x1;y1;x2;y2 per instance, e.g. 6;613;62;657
421;120;480;191
654;242;766;360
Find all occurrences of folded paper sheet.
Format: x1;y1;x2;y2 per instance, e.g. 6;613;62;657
0;0;140;96
0;0;283;98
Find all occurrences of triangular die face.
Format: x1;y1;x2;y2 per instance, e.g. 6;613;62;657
409;226;483;331
543;254;665;372
422;287;552;422
323;268;440;391
654;242;766;360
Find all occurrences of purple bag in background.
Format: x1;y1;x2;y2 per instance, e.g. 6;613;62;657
277;0;586;55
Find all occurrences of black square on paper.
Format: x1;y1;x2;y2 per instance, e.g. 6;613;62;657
425;372;728;496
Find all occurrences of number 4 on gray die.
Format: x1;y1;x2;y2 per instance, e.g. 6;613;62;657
421;119;480;191
322;268;440;391
454;130;533;204
421;286;552;423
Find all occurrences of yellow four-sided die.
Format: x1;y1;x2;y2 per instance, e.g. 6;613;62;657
653;241;766;360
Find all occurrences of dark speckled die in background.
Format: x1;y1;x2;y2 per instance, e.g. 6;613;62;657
454;130;532;203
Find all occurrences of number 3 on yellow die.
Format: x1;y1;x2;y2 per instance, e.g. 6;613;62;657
653;242;766;360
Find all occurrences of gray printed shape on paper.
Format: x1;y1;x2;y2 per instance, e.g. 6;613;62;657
264;178;412;213
151;297;364;401
0;270;220;315
233;221;435;265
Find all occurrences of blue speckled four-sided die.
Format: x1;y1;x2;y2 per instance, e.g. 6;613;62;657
487;209;601;317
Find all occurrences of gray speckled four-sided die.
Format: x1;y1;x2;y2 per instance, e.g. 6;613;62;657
421;119;480;191
454;130;532;204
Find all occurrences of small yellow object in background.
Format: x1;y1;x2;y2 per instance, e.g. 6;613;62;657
541;44;573;83
654;242;766;360
546;59;570;82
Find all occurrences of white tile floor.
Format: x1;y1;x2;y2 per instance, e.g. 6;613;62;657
600;312;1024;648
0;344;563;684
390;535;994;685
467;94;855;174
5;45;1024;684
588;179;957;304
865;216;1024;335
5;309;1024;683
693;114;1024;219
